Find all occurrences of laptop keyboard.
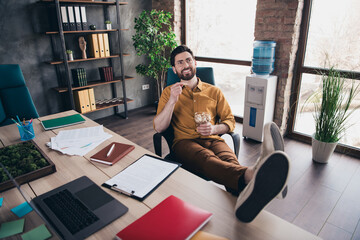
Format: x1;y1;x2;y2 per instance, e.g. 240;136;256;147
43;189;99;234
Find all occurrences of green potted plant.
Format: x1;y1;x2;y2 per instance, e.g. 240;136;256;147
66;49;73;61
305;67;359;163
132;10;178;102
105;20;112;30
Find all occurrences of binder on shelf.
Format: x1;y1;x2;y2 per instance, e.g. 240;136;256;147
67;6;76;31
80;6;87;30
102;154;181;201
60;6;69;31
87;88;96;111
90;142;135;166
82;89;91;112
103;33;110;57
73;90;87;113
115;195;212;240
97;33;105;57
74;6;82;31
89;34;100;58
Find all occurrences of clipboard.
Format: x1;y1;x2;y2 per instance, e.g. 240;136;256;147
102;154;181;201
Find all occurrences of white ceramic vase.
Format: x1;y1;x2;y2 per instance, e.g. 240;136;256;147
106;24;112;30
312;136;337;163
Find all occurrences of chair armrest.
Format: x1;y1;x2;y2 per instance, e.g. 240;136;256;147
220;132;241;159
153;132;163;157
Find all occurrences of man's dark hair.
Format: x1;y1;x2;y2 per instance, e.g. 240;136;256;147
170;45;194;66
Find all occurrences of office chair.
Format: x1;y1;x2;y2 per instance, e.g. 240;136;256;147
0;64;39;126
153;67;241;178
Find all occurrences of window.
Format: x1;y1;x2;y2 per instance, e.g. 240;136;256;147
185;0;257;118
292;0;360;151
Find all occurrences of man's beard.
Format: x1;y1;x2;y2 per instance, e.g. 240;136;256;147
176;66;196;80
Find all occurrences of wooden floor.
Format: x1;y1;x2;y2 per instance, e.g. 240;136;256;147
96;105;360;240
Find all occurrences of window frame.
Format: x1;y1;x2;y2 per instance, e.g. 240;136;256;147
288;0;360;158
182;0;253;123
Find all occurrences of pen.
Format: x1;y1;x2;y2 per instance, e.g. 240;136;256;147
106;144;115;157
111;185;135;196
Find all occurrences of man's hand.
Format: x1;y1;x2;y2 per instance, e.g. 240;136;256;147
197;122;230;136
169;82;188;104
197;122;214;136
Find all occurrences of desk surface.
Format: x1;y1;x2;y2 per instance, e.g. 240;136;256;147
0;111;321;240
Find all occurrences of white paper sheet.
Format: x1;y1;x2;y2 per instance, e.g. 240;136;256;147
47;125;112;156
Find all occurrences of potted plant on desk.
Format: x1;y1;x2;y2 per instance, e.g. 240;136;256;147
304;67;359;163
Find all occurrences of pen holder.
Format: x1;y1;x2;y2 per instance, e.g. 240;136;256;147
17;121;35;141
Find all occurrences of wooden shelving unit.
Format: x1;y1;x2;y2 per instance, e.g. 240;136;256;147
41;0;132;117
53;76;134;92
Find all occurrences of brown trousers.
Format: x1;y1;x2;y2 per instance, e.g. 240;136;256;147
173;138;247;193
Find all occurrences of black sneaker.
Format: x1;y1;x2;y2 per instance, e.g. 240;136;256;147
261;122;288;199
235;151;290;223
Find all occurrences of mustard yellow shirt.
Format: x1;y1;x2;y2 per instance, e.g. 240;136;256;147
155;78;235;147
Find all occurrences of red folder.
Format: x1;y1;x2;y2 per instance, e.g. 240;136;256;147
90;142;134;165
116;195;212;240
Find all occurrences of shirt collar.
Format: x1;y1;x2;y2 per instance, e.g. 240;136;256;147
193;77;203;91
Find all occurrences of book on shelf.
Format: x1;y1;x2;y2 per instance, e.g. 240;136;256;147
71;68;87;87
99;66;113;82
90;142;134;166
115;195;212;240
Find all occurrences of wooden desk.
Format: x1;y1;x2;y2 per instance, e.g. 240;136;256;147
0;111;321;240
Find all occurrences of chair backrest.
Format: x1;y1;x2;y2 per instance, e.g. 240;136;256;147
0;64;39;126
166;67;215;86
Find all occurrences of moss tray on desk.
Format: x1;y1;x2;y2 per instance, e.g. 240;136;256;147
0;141;56;192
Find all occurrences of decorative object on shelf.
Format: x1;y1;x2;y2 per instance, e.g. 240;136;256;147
79;36;87;59
105;20;112;30
302;67;359;163
132;10;177;101
66;49;73;61
89;24;96;30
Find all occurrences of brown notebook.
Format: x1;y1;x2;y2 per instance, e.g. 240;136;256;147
90;142;135;165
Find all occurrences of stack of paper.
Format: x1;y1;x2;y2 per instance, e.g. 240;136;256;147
48;125;112;156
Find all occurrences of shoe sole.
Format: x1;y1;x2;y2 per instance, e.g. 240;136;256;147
265;122;288;199
235;151;290;223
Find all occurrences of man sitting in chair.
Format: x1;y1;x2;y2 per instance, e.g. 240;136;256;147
153;45;290;222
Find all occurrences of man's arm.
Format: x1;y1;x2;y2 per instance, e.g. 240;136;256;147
153;82;187;133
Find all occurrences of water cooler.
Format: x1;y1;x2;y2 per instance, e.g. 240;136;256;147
243;40;277;142
243;75;277;142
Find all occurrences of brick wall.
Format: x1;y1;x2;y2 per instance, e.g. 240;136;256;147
152;0;304;133
254;0;304;133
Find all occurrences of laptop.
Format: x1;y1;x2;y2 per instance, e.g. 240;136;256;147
0;162;128;240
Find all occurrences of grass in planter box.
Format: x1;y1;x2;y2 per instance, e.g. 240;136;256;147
0;142;55;191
